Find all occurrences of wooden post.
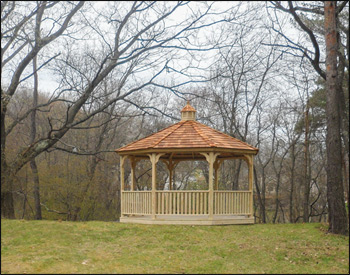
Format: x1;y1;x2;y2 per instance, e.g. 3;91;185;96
149;153;164;220
129;156;138;191
120;155;127;217
214;159;223;190
245;155;254;217
201;152;219;220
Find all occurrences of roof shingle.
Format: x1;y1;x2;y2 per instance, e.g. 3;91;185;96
116;120;258;153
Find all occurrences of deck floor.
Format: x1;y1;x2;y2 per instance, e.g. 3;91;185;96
120;214;254;225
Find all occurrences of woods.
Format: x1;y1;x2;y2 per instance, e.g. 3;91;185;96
1;1;349;234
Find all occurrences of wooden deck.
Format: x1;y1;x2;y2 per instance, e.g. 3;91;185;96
120;214;254;225
120;190;254;225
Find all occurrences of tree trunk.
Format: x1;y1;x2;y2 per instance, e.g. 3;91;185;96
1;103;15;218
261;169;267;223
272;174;281;224
303;100;310;222
232;160;241;190
30;160;42;219
289;142;296;223
254;167;266;223
324;1;348;235
1;165;15;219
30;55;42;220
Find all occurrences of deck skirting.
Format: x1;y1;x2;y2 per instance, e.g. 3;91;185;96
120;214;254;225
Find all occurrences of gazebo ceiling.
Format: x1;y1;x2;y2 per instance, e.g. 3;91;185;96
116;101;258;156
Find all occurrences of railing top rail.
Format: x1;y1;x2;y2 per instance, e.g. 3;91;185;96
155;190;209;192
122;190;251;193
122;191;152;193
214;190;251;193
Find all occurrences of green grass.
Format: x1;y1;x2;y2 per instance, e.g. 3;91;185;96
1;220;349;274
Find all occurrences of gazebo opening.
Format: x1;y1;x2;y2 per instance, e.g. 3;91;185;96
116;101;258;225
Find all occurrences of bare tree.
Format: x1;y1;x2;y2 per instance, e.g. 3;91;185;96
29;54;42;220
1;1;234;218
1;1;84;218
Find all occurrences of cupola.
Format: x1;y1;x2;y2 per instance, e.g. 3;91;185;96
181;101;196;121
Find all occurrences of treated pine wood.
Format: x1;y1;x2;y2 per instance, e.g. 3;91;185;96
118;141;256;223
192;193;196;214
214;159;223;190
200;152;220;219
120;156;127;216
157;192;160;214
180;192;184;214
137;191;249;216
129;156;139;191
169;192;173;214
124;155;249;163
244;154;254;217
141;193;144;214
166;192;169;214
149;153;165;219
120;215;255;225
177;193;179;214
161;192;165;215
120;156;127;191
122;191;154;214
117;147;257;156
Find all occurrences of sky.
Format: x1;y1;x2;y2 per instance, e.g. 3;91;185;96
2;1;245;95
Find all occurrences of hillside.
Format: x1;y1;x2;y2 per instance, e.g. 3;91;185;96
1;220;349;274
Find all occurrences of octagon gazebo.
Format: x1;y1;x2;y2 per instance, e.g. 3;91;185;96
116;101;258;225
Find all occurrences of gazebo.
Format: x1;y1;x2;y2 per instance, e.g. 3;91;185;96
116;101;258;225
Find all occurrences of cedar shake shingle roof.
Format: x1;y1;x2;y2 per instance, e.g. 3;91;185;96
116;103;258;154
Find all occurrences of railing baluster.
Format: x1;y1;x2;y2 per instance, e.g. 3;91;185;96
243;193;245;214
202;192;204;214
193;192;196;214
246;192;249;214
224;193;227;215
205;192;207;214
214;192;216;214
173;192;176;214
229;193;231;215
176;192;179;214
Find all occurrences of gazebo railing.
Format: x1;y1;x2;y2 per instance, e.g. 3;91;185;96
122;191;152;215
214;191;251;215
156;191;209;215
121;190;252;216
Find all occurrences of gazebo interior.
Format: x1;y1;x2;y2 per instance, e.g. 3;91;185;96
116;101;258;225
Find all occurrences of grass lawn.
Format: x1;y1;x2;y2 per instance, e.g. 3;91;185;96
1;219;349;274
